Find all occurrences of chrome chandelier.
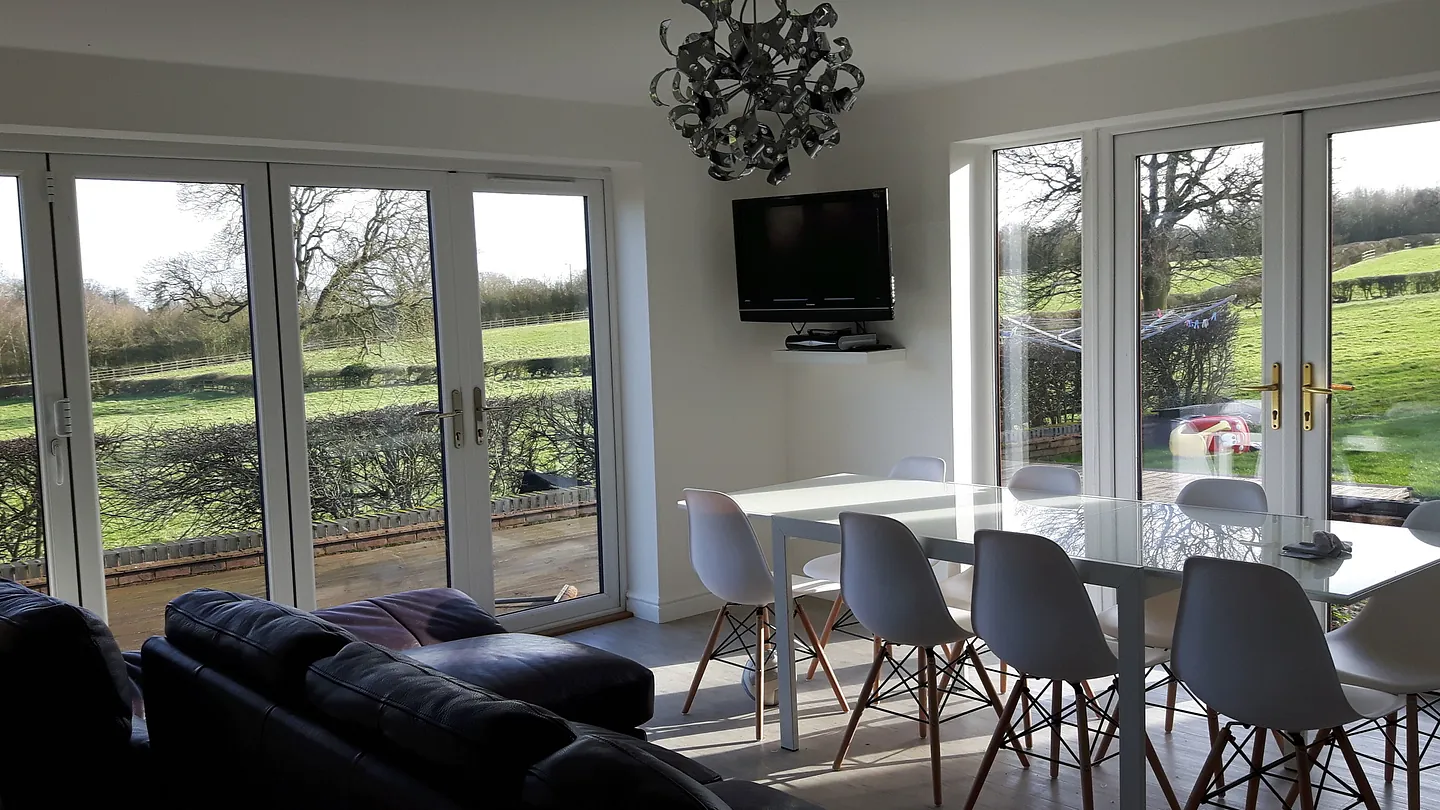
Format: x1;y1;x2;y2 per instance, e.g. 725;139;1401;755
650;0;864;185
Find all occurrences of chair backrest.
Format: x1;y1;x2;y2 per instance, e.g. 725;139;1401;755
1007;465;1081;497
888;455;946;482
1175;478;1268;513
838;512;966;648
971;529;1117;682
1405;501;1440;532
682;489;775;606
1171;556;1358;732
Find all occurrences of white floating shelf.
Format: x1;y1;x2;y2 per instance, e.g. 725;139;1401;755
772;348;907;365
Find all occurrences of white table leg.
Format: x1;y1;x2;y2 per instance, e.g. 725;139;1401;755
772;522;799;750
1116;571;1146;810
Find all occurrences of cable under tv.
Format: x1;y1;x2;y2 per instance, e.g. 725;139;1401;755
784;330;883;352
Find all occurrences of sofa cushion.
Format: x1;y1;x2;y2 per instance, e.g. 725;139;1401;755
0;580;133;749
306;641;577;802
314;588;506;651
569;722;722;786
523;734;727;810
165;589;357;701
403;633;654;732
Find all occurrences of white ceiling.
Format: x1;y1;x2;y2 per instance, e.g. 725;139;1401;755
0;0;1402;106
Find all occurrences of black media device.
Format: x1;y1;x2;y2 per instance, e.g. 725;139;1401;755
732;187;894;323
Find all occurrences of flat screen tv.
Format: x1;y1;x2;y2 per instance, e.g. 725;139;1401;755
732;188;894;323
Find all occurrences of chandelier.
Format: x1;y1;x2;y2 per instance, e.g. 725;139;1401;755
650;0;864;185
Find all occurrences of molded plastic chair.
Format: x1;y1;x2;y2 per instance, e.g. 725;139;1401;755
1172;556;1401;810
1324;502;1440;810
937;464;1082;690
962;530;1178;810
805;457;946;679
1096;477;1268;733
681;489;848;740
832;512;1016;807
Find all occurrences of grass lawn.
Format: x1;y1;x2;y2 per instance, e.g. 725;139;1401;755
1334;244;1440;280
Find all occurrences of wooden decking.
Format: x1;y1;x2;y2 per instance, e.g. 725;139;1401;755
104;516;601;650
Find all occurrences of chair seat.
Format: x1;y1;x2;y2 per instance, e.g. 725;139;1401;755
801;553;842;583
1329;633;1440;696
938;568;974;609
1341;683;1407;721
1102;640;1173;669
1096;589;1180;650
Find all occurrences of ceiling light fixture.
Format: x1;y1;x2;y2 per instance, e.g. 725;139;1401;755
650;0;864;185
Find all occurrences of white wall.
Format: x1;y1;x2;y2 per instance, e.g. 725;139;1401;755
778;0;1440;486
0;46;787;623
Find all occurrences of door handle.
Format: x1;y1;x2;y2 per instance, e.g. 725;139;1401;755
1302;363;1354;431
416;389;465;448
1238;363;1282;430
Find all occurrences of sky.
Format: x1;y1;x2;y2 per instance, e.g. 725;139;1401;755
0;180;590;300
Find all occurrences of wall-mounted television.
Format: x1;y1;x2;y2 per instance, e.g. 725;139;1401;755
732;188;894;323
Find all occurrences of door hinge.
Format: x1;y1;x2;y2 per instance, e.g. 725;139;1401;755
52;398;72;437
44;173;56;204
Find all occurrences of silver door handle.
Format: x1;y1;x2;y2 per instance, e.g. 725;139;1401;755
416;389;464;448
48;437;66;487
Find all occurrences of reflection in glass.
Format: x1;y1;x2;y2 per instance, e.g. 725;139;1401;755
0;177;45;584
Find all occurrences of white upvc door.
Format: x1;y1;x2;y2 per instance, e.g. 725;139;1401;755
1299;92;1440;525
1111;115;1302;512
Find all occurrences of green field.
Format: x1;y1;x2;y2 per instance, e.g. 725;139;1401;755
1334;244;1440;280
0;320;592;441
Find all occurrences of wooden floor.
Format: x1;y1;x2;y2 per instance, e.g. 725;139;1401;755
564;602;1438;810
105;516;600;650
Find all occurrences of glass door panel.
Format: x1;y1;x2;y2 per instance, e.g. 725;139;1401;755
1125;139;1270;502
65;175;268;646
472;191;604;615
280;183;453;608
1320;118;1440;524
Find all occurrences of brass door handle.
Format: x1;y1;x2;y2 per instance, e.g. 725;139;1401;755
1240;363;1281;429
1302;364;1353;431
417;389;465;448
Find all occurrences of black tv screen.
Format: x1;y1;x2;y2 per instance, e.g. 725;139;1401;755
732;188;894;323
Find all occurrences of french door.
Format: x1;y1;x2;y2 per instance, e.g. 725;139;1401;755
1104;94;1440;525
0;152;618;644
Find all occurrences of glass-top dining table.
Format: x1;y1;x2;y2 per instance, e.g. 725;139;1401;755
705;473;1440;810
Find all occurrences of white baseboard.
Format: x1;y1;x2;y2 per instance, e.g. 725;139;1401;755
627;589;724;624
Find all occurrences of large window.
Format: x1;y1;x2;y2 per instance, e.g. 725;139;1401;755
995;140;1084;483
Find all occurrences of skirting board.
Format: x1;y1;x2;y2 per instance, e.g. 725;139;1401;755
628;589;724;624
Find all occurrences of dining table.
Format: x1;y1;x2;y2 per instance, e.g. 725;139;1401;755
703;473;1440;810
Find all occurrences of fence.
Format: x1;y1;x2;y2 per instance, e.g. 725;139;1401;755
6;310;592;385
0;485;598;583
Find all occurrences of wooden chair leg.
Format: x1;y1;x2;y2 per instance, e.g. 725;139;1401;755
794;600;848;712
1334;725;1382;810
754;605;767;741
1283;730;1332;808
999;660;1009;693
1409;694;1421;810
1050;680;1063;779
1207;707;1226;792
1294;731;1316;810
1165;677;1179;734
1244;725;1266;810
807;594;846;680
1384;710;1398;783
1074;682;1095;810
1095;701;1118;762
926;648;943;807
962;677;1027;810
833;642;887;769
1146;733;1182;810
966;643;1029;767
918;646;929;740
683;605;728;714
1183;724;1233;810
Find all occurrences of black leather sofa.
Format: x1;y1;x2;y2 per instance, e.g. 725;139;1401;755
143;588;819;810
0;579;151;809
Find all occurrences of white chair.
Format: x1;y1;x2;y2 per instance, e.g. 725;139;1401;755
1096;477;1268;733
805;456;946;680
1172;556;1401;810
831;512;1018;807
937;464;1082;690
962;529;1178;810
1325;501;1440;810
681;489;848;740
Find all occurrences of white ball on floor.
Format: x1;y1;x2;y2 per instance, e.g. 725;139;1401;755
741;652;785;707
